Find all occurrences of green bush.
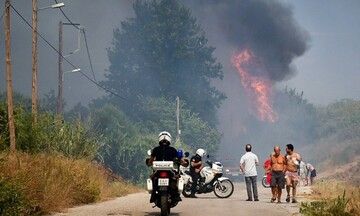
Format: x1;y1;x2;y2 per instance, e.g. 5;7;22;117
300;191;351;216
0;177;32;216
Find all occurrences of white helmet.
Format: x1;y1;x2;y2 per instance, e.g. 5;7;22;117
196;148;206;157
158;131;172;145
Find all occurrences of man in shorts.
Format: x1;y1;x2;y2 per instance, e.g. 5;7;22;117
306;162;317;185
285;144;301;203
268;146;287;203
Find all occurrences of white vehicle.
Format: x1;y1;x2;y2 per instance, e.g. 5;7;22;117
181;155;234;198
146;150;185;216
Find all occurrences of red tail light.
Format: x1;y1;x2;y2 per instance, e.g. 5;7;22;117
159;172;169;178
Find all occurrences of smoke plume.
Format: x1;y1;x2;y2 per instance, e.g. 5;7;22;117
186;0;310;82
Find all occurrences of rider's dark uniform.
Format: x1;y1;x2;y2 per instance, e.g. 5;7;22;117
151;145;178;161
190;154;202;195
150;144;181;202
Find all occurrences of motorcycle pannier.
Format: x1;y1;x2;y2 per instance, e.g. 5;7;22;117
147;178;153;193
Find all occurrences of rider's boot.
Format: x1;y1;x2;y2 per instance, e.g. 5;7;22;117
150;192;156;203
173;193;182;201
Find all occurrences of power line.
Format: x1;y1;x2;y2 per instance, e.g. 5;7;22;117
55;0;81;30
54;0;97;83
82;30;97;82
0;8;5;23
9;3;131;103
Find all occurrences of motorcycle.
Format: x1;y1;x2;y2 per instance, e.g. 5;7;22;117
262;174;271;188
146;150;185;216
181;155;234;198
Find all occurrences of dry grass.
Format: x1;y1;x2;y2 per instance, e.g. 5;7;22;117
0;152;140;215
309;180;360;215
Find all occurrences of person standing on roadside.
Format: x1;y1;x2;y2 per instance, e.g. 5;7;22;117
268;146;287;203
285;144;301;203
263;153;273;186
298;158;308;186
305;162;317;185
240;144;259;201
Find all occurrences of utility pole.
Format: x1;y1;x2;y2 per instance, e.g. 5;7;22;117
5;0;16;154
57;20;63;116
32;0;38;124
176;96;180;146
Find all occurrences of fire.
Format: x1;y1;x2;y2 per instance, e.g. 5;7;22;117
232;49;278;122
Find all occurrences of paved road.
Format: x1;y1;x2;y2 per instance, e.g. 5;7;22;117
52;182;311;216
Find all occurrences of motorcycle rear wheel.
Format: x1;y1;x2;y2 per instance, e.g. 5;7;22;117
262;176;270;188
160;194;170;216
214;179;234;198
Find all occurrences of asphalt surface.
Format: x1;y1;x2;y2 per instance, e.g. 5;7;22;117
51;182;312;216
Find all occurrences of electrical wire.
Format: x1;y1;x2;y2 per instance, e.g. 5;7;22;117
55;0;81;30
54;0;98;84
0;8;5;23
82;30;97;82
9;3;131;102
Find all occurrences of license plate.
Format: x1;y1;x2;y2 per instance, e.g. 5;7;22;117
158;178;169;186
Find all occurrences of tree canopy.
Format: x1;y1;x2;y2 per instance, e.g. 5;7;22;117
102;0;226;126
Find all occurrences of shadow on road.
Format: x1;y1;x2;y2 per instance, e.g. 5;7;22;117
144;212;180;216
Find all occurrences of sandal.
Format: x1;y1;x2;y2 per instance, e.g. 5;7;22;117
292;199;298;203
286;195;290;203
271;198;276;203
277;200;282;203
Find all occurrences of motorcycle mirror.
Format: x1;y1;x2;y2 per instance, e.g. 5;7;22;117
147;149;152;156
184;152;190;157
207;155;210;159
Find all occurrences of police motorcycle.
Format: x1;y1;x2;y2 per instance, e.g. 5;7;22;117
181;150;234;198
145;131;188;216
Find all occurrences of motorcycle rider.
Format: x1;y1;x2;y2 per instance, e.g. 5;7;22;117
189;148;206;198
147;131;185;202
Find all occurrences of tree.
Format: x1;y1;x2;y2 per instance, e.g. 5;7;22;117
136;96;221;153
92;104;154;182
316;99;360;140
102;0;226;126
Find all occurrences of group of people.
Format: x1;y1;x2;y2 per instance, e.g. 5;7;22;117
264;153;317;187
147;131;317;204
239;143;317;203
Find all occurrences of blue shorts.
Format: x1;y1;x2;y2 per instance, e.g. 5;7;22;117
310;169;317;178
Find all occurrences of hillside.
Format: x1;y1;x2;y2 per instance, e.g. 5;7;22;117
318;156;360;186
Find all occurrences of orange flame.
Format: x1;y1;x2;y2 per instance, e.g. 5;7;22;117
232;49;278;122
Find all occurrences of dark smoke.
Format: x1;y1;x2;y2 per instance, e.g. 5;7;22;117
185;0;310;82
183;0;312;163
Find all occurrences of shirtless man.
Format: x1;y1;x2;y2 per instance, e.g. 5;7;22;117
268;146;287;203
285;144;301;203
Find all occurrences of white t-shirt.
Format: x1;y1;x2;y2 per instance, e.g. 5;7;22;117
299;161;307;177
240;152;259;177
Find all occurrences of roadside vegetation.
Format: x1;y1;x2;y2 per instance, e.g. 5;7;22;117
0;152;139;215
300;180;360;216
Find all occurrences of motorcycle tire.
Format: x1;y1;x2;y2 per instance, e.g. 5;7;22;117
160;194;170;216
214;179;234;198
262;176;270;188
182;183;192;198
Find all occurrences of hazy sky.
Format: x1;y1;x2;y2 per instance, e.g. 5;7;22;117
1;1;359;107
